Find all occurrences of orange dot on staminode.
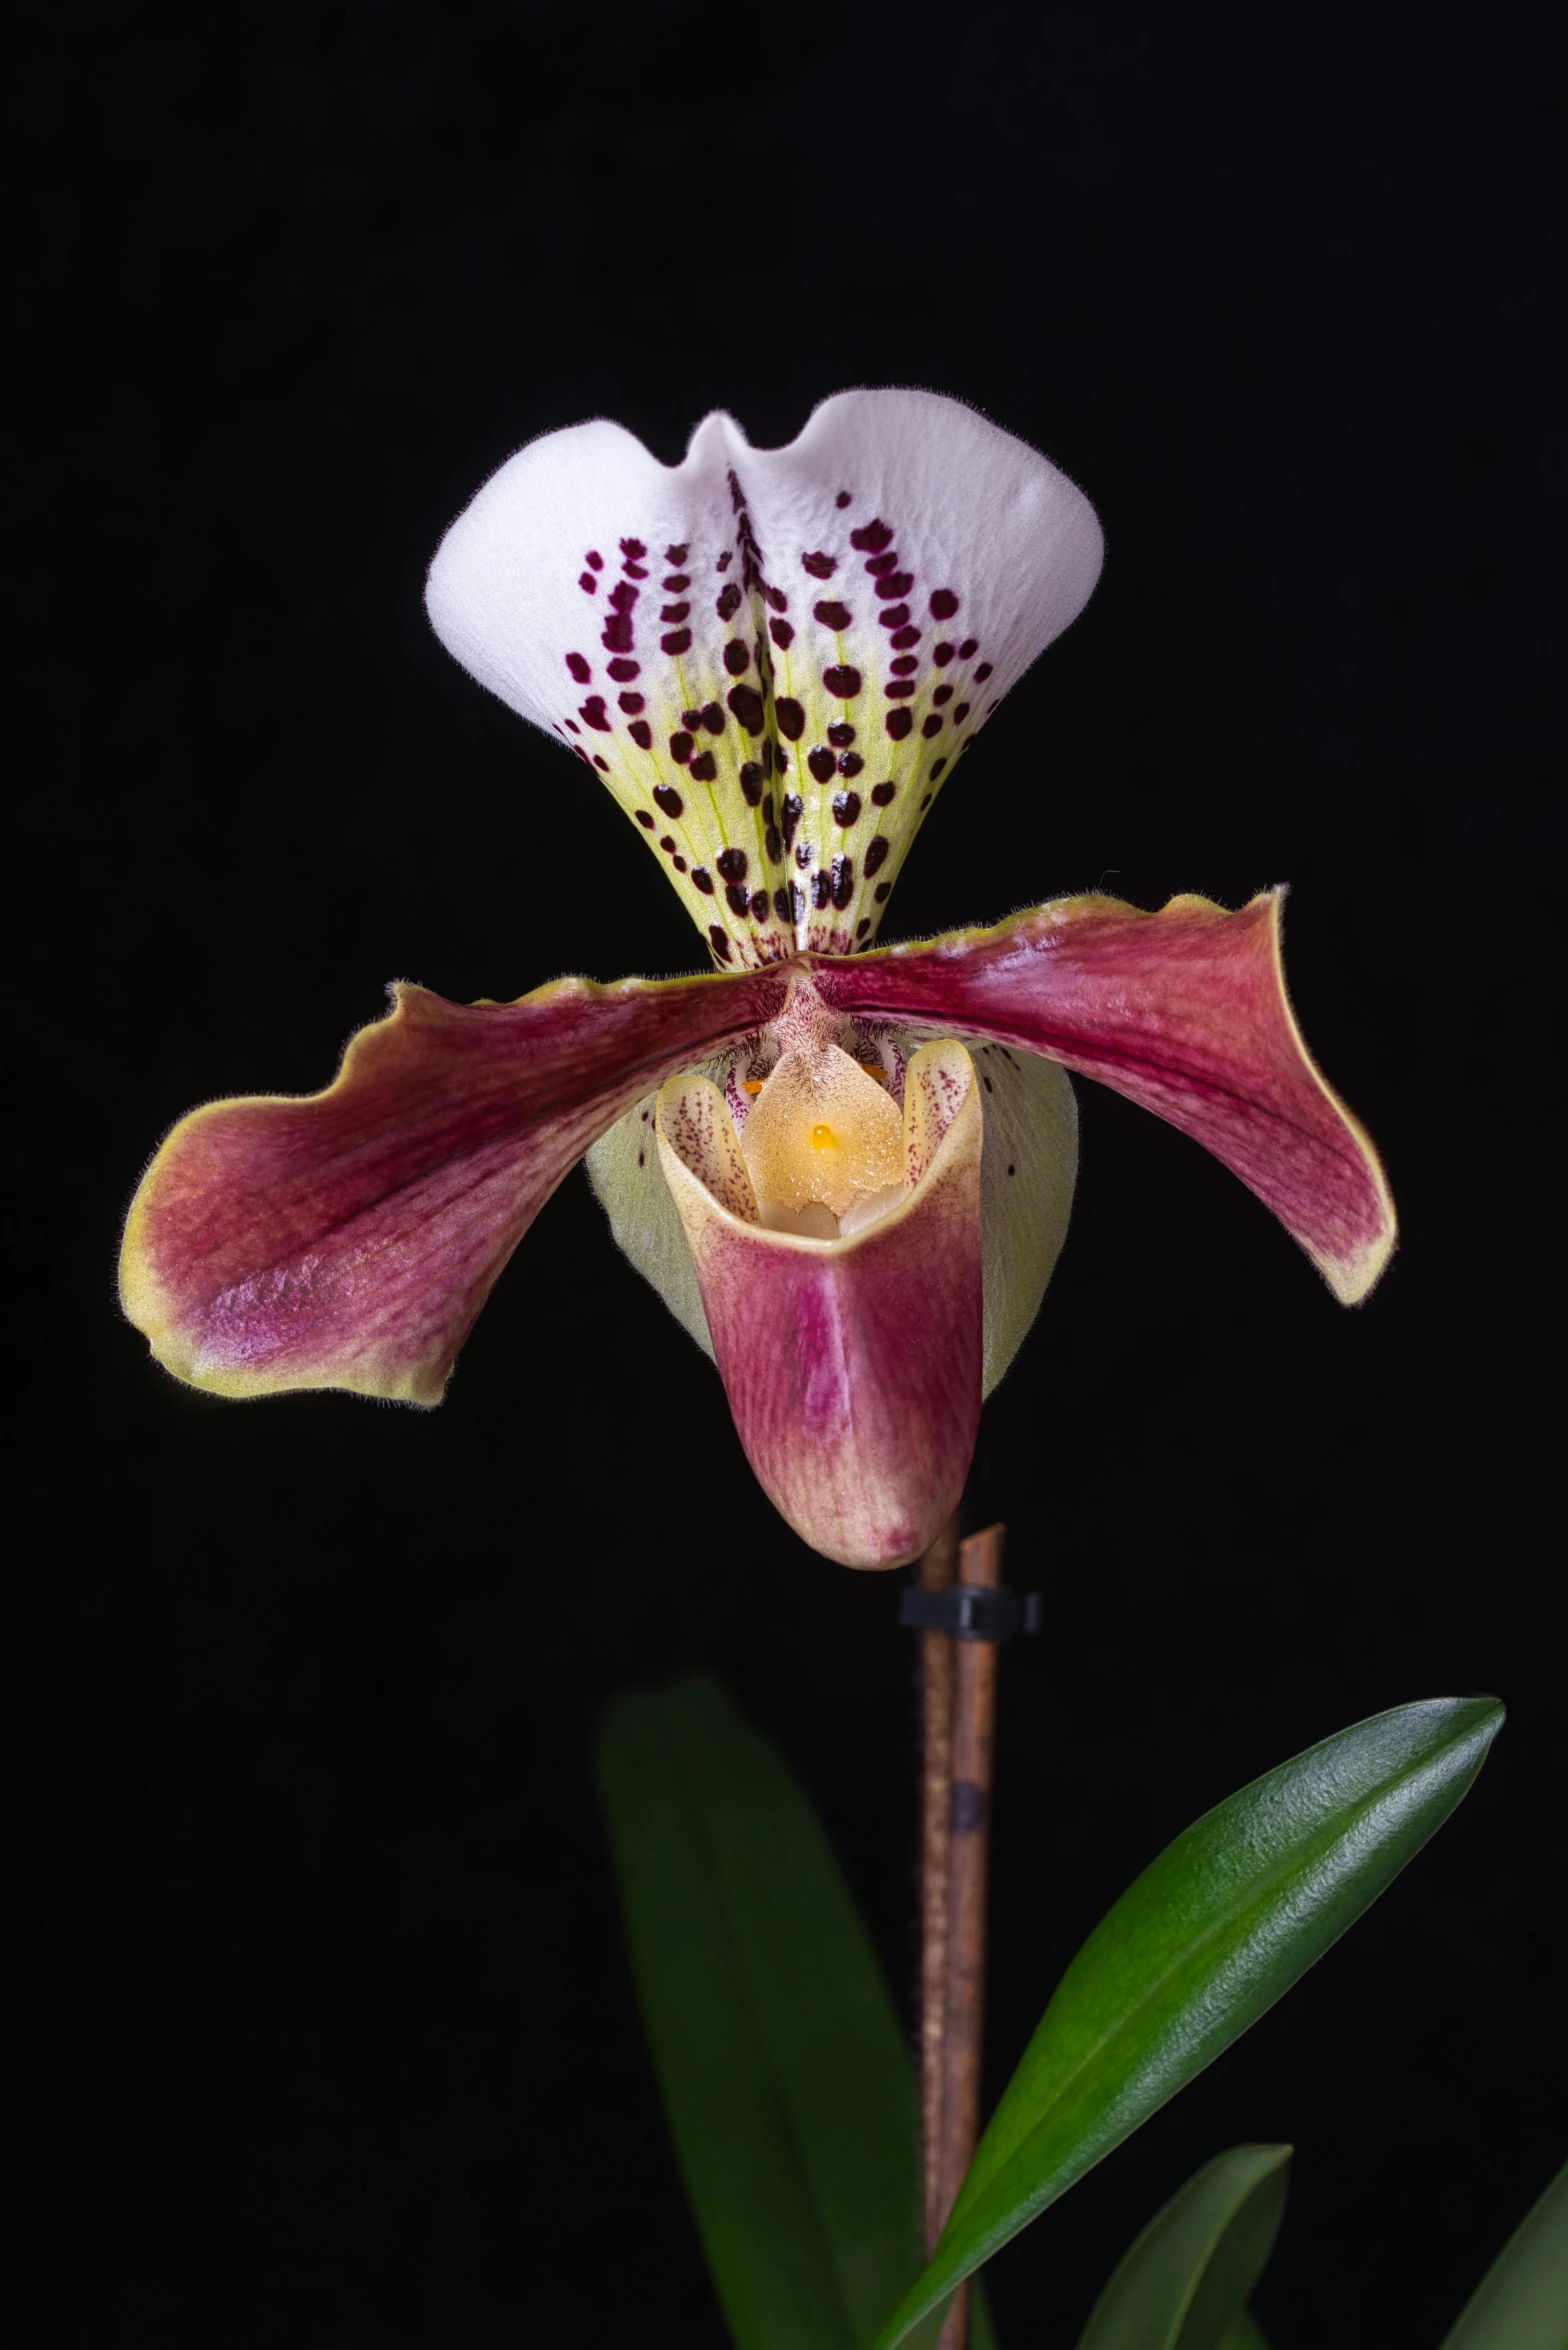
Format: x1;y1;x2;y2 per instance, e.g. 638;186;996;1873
810;1123;836;1151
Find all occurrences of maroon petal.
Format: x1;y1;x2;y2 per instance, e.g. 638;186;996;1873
809;890;1395;1303
121;964;789;1401
656;1043;983;1568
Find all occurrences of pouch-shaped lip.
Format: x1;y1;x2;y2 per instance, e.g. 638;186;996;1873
656;1042;984;1568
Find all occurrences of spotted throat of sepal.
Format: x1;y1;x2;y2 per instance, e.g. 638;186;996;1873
555;439;1000;969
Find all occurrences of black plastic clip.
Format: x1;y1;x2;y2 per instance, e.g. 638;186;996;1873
898;1584;1042;1644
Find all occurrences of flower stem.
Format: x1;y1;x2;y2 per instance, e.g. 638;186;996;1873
918;1518;1006;2349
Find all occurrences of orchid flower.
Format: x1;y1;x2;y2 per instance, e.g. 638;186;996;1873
120;390;1395;1569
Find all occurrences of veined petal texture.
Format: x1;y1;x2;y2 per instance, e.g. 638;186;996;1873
656;1042;985;1568
120;963;788;1403
426;389;1103;967
810;891;1396;1304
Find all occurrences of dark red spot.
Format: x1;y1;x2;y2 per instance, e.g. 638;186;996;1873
690;751;717;781
856;918;871;940
782;794;803;848
682;709;702;727
602;613;634;653
850;518;893;553
876;574;913;601
886;679;916;698
930;588;959;620
621;538;646;561
805;871;826;909
666;543;689;564
823;664;862;697
724;640;751;676
636;808;655;827
960;637;979;659
865;551;899;576
566;652;592;683
623;562;648;580
933;683;954;706
838;751;864;777
929;757;947;780
638;1149;646;1166
888;626;919;650
827;721;856;746
693;867;715;894
717;848;748;883
922;713;944;738
974;662;993;682
662;573;690;592
801;551;837;577
579;573;597;594
808;747;837;783
795;841;812;867
716;549;733;570
659;834;675;851
920;793;932;809
769;616;795;649
763;793;775;822
608;657;640;682
619;691;645;713
593;754;609;771
723;882;748;916
609;580;637;613
700;702;725;734
886;708;913;739
710;926;734;963
864;835;890;876
654;784;684;817
814;600;853;630
954;702;971;722
672;852;686;870
831;855;855;908
669;731;693;765
716;581;743;622
875;881;892;903
580;696;612;731
774;887;792;920
891;654;918;675
765;823;782;861
775;697;806;740
836;490;852;508
879;604;911;631
871;781;897;805
727;684;765;735
767;740;790;775
750;890;769;920
587;551;605;570
661;601;691;622
740;760;765;804
662;628;692;654
763;583;789;611
564;718;580;733
832;791;862;826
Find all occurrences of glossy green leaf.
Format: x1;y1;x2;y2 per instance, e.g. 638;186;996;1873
1214;2314;1270;2350
875;1696;1503;2347
1437;2158;1568;2349
598;1676;999;2350
1074;2144;1290;2350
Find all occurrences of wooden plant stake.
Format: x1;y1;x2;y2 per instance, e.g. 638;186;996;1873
913;1519;1009;2350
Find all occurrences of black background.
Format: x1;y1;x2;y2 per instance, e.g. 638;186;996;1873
15;2;1562;2344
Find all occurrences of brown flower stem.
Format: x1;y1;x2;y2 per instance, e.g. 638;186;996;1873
918;1519;1007;2350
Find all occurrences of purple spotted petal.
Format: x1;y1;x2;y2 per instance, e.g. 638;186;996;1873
426;390;1102;966
120;964;789;1402
809;890;1396;1304
656;1043;984;1569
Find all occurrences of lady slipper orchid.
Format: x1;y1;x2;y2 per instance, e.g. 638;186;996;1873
120;390;1396;1570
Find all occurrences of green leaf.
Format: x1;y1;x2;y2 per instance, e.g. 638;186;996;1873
1214;2314;1270;2350
1074;2144;1290;2350
875;1696;1504;2348
1437;2158;1568;2349
596;1675;931;2350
